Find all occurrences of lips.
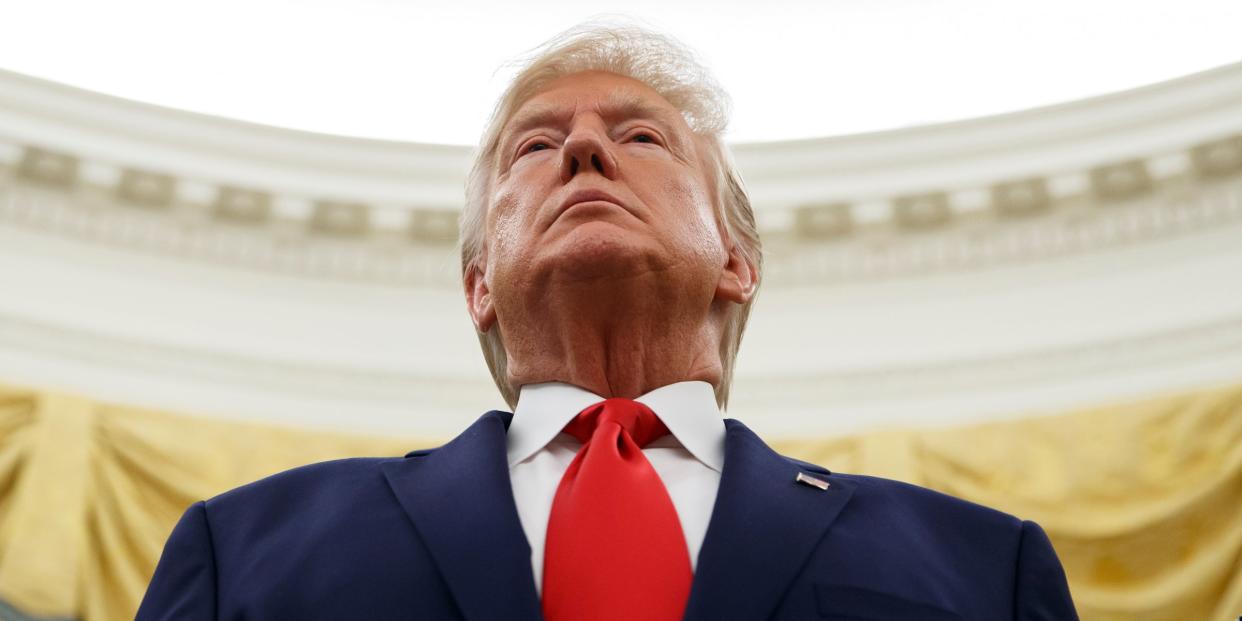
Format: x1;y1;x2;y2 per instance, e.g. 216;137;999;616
556;188;628;220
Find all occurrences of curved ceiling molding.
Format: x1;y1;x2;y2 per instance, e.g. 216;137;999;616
2;64;1241;436
1;63;1241;285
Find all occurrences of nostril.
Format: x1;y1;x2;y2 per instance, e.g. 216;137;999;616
569;158;579;177
591;154;602;172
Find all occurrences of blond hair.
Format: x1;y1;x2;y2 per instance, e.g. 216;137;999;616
461;21;762;409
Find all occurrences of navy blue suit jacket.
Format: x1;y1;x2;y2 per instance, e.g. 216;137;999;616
137;411;1078;620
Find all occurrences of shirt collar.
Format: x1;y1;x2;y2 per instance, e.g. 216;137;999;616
506;380;725;473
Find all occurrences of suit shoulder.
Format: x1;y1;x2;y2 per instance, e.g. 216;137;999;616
832;471;1023;529
773;453;1015;522
206;451;432;509
780;454;833;476
183;450;448;593
768;439;1022;530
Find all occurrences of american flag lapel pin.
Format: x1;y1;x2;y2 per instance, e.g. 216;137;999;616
796;472;830;490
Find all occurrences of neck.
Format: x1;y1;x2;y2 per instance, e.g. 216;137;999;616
497;275;725;400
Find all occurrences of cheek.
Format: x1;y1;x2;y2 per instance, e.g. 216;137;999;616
661;174;725;258
487;175;546;263
486;190;524;261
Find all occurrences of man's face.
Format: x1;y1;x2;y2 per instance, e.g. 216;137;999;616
471;70;728;326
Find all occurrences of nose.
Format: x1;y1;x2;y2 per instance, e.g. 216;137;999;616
560;126;618;183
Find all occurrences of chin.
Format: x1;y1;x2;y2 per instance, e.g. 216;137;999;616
543;221;658;281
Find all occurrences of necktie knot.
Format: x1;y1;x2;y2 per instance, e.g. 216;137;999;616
544;395;691;621
563;398;670;447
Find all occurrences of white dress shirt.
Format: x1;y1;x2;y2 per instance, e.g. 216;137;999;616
506;380;726;594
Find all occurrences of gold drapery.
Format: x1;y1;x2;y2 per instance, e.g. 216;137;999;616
0;381;1238;620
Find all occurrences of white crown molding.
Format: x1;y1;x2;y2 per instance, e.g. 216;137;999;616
764;173;1242;284
3;65;1242;436
4;167;1241;287
0;182;461;287
2;61;1242;236
0;70;470;207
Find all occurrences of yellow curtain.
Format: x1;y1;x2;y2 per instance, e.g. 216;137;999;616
0;381;1238;621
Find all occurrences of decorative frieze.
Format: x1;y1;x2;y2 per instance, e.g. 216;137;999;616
1091;159;1153;202
16;147;77;188
763;176;1242;285
116;169;176;208
310;200;369;236
991;178;1050;218
409;209;458;243
793;202;852;239
893;192;952;230
1191;135;1242;179
4;130;1242;288
213;186;272;224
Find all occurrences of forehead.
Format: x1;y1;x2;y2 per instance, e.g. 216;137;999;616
501;71;689;136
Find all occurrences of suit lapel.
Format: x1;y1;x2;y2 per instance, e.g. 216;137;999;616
381;411;542;621
683;419;856;621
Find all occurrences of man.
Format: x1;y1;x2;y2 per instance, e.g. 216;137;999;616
138;24;1079;621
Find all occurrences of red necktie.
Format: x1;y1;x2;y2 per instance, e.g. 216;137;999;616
541;398;693;621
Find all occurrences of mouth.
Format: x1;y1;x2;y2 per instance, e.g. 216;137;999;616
554;188;630;223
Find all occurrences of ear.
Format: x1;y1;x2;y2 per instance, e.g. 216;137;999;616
715;240;758;305
464;261;497;332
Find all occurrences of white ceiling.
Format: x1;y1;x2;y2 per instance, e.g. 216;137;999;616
5;0;1242;144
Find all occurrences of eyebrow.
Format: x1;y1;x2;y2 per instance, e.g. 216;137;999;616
501;90;682;145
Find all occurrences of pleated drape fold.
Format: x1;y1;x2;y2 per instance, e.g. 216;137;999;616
0;381;1238;621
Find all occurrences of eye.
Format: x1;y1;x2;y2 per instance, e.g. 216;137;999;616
630;132;657;144
514;137;554;160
